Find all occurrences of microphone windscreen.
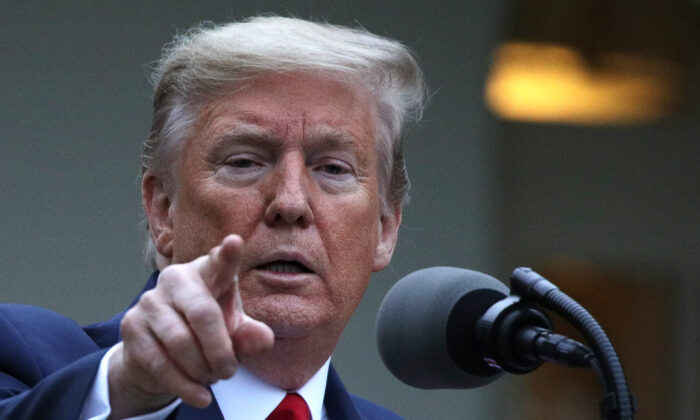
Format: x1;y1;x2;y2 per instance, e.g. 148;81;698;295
376;267;509;389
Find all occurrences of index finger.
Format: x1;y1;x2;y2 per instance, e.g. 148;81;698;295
199;234;245;298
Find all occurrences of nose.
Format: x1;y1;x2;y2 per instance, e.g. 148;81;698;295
263;155;313;228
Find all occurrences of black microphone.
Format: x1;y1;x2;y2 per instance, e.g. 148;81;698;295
375;267;592;389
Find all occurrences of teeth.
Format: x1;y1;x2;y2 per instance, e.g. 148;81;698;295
262;262;307;273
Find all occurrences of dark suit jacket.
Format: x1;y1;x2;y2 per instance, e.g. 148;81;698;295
0;272;402;419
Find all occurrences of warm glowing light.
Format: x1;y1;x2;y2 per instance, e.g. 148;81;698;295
485;42;685;125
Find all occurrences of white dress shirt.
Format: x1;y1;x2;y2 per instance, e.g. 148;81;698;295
212;357;328;420
80;346;329;420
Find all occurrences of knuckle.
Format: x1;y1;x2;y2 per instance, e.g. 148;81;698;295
146;355;170;375
161;325;191;350
125;345;157;371
138;290;161;310
159;264;179;279
120;311;140;339
186;301;219;327
121;309;135;325
158;265;188;287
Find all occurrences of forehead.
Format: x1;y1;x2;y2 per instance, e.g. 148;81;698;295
189;72;379;152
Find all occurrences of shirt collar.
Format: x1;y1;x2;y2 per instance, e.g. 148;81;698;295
211;359;330;420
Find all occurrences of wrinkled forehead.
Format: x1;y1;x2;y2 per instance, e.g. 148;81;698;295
184;71;380;155
204;121;364;153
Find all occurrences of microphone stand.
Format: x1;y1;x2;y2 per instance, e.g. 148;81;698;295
510;268;637;420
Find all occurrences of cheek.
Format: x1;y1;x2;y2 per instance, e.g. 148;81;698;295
321;196;379;300
172;184;264;262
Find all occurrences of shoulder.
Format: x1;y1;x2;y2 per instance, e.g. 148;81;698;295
0;303;89;345
350;394;405;420
0;303;80;326
0;303;93;345
0;304;99;386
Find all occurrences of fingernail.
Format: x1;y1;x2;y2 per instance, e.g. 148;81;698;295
195;390;212;407
222;364;237;378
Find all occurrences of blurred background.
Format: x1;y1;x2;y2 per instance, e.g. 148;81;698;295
1;1;698;419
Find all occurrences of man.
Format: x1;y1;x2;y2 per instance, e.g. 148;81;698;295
0;16;424;419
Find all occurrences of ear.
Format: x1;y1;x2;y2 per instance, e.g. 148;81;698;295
372;203;402;272
142;170;174;260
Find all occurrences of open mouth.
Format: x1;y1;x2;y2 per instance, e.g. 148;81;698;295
257;260;313;274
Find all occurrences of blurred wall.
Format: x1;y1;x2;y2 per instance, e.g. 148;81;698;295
0;1;506;419
498;70;700;418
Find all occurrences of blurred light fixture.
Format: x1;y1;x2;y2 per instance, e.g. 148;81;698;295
485;0;695;125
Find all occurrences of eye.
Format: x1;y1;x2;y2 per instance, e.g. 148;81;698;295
309;156;358;192
223;153;265;169
312;160;355;184
219;154;267;179
320;163;347;175
228;158;255;168
214;147;271;184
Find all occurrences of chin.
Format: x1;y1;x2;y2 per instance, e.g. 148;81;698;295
244;294;336;339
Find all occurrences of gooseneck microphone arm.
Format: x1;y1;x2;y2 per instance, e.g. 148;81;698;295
510;268;636;420
376;266;636;419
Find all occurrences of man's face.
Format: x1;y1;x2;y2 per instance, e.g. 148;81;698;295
152;72;400;341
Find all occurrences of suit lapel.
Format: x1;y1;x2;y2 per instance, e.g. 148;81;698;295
324;364;362;420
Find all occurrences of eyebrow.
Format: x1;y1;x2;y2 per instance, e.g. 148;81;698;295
206;123;361;160
217;123;277;145
205;124;276;162
305;126;360;152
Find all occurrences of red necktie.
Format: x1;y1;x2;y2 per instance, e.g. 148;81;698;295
266;393;311;420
